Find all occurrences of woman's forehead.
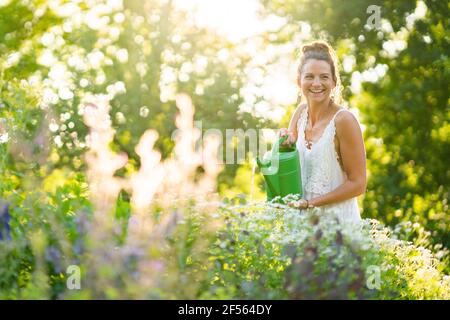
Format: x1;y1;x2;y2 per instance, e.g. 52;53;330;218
302;59;332;74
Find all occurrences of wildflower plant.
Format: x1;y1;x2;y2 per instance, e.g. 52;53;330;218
0;85;448;300
205;198;450;300
70;93;223;299
0;90;224;299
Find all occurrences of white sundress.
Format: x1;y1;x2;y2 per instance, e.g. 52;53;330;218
296;107;362;224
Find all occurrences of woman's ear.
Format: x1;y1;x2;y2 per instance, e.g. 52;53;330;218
297;75;301;88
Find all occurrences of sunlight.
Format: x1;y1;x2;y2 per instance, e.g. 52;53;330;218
173;0;263;42
172;0;299;121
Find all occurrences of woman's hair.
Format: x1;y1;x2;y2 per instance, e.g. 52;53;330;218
297;40;342;103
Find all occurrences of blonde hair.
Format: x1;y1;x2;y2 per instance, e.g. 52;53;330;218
297;40;342;104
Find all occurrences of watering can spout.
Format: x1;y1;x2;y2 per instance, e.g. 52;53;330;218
255;157;267;168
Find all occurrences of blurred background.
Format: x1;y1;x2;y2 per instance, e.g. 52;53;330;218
0;0;448;298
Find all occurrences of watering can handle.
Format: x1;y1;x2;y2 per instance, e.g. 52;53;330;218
256;135;289;168
272;134;289;153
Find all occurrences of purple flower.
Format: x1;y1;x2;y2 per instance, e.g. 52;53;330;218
45;246;62;273
0;202;11;241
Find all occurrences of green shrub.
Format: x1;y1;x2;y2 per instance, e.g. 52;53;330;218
204;200;450;300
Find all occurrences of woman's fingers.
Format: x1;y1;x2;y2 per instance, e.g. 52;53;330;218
287;201;299;208
283;133;296;145
279;128;294;145
279;128;288;137
288;199;307;209
288;132;296;144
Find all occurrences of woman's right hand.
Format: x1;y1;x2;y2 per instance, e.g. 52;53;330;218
279;128;296;145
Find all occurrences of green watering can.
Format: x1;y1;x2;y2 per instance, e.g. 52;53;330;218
256;135;303;201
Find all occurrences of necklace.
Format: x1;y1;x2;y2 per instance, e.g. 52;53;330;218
305;101;333;149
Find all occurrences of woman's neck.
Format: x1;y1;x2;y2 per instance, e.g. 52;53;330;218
307;99;333;126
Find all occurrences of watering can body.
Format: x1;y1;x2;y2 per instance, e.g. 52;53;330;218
256;136;303;201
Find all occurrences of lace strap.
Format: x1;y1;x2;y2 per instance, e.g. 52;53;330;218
297;106;308;135
329;109;348;138
331;108;347;123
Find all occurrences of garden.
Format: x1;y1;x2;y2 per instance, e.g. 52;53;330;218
0;0;448;299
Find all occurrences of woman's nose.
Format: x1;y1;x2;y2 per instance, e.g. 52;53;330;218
312;77;321;85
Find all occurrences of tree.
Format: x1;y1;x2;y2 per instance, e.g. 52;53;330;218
1;0;273;196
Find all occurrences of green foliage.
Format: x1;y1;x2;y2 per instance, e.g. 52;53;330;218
0;172;92;298
1;177;449;299
204;201;449;299
0;0;448;300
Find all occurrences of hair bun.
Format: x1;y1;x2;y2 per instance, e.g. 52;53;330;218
302;41;331;54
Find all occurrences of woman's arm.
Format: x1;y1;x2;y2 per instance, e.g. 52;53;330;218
309;110;367;207
281;104;306;144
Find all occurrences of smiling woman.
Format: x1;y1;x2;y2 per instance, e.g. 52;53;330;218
280;41;366;224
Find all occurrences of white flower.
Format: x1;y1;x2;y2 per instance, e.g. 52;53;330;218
0;132;9;143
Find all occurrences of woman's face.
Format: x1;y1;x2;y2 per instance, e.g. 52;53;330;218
298;59;336;104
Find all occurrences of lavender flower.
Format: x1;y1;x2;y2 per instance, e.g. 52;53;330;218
0;202;11;241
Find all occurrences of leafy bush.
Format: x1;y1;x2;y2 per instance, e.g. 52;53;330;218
1;153;449;299
0;94;224;299
204;199;450;300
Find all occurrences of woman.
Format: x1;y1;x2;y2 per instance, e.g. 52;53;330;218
280;41;366;224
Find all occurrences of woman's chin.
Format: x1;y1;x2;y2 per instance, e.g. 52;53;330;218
307;94;330;103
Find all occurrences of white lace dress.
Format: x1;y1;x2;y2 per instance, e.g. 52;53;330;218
296;107;361;224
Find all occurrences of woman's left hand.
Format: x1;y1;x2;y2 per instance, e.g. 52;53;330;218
287;199;308;210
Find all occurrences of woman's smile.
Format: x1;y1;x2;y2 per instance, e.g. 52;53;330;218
308;87;327;98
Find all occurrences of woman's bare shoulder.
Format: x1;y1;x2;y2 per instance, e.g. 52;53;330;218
288;103;307;132
293;103;307;119
297;103;307;113
334;108;362;135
